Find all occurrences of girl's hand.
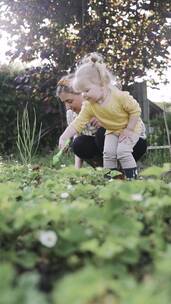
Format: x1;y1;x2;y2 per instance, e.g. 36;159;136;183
58;126;77;150
58;136;69;150
119;128;135;142
58;136;65;150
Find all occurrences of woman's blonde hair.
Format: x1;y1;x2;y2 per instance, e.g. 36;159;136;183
56;73;80;97
73;52;116;92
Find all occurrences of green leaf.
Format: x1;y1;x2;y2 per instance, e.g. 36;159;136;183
141;166;168;177
53;265;114;304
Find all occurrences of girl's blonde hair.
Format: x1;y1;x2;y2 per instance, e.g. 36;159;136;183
73;52;116;92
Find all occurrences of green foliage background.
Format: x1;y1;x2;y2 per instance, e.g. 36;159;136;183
0;65;19;153
0;0;171;85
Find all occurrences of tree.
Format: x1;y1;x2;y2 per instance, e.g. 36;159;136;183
77;0;171;85
0;0;170;85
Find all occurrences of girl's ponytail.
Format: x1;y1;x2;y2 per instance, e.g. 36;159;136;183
76;52;115;88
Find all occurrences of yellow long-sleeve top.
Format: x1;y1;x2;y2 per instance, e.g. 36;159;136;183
71;87;142;135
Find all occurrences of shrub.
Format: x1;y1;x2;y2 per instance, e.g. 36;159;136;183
0;64;66;155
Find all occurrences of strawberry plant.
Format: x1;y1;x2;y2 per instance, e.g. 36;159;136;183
0;159;171;303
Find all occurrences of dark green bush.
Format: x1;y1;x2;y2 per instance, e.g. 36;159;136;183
0;64;67;155
0;65;19;153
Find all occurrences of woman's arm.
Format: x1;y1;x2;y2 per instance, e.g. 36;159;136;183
59;125;78;150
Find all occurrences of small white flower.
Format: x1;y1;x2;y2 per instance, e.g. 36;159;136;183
60;192;69;199
67;184;73;190
60;164;66;168
131;193;143;201
38;230;58;248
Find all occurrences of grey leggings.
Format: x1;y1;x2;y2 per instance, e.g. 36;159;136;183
103;132;140;169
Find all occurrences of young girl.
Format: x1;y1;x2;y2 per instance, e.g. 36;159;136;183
58;53;143;179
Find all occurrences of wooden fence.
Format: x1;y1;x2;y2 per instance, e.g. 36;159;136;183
147;145;171;150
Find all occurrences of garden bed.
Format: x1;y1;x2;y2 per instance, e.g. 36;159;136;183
0;160;171;303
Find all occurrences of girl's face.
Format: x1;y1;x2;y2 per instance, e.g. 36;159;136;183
59;92;83;114
81;83;103;103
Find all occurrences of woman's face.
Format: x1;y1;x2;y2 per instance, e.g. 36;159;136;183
59;92;83;114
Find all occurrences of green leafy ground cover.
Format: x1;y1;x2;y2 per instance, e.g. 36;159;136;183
1;159;171;304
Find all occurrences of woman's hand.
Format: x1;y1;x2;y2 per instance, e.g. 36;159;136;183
90;117;102;128
119;128;135;143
